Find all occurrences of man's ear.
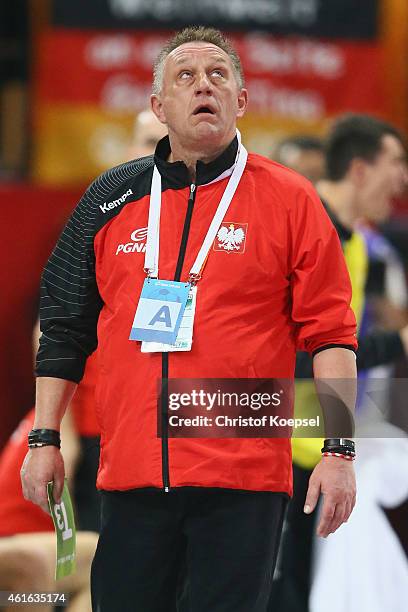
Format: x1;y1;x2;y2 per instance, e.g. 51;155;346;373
151;94;167;125
236;89;248;119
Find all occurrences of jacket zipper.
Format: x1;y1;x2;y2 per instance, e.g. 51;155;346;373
162;183;197;492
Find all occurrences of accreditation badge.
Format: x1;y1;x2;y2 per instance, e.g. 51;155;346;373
142;285;197;352
129;278;190;345
47;479;76;579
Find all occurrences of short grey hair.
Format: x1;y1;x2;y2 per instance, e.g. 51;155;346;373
152;26;245;95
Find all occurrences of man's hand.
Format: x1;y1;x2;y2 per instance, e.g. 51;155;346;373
21;446;65;514
303;456;356;537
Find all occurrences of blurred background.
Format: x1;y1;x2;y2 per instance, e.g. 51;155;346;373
1;2;408;609
1;0;407;445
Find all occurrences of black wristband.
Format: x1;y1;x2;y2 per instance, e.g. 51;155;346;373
28;428;61;449
322;438;355;454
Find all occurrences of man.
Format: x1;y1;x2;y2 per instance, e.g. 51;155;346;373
319;115;408;372
275;136;325;184
270;113;408;612
353;113;408;339
21;27;357;612
319;114;407;250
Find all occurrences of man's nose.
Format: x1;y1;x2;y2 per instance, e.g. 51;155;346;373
194;71;212;95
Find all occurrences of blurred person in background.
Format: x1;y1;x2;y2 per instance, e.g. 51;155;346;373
275;136;325;185
356;123;408;358
270;113;408;612
127;108;168;159
318;115;408;374
21;26;359;612
358;216;408;338
0;326;100;611
356;138;408;431
0;408;98;612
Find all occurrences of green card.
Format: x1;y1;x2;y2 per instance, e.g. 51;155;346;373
47;479;76;580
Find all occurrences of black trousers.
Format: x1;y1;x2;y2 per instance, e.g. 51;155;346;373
74;436;101;533
91;487;287;612
268;465;315;612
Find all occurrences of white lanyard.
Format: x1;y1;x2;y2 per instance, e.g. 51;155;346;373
144;134;248;283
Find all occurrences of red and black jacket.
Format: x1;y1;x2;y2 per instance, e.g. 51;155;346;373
36;136;357;495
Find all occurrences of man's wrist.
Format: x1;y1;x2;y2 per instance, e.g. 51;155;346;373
321;438;355;460
322;451;355;461
28;428;61;449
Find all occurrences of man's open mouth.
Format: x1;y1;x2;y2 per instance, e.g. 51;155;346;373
193;106;215;115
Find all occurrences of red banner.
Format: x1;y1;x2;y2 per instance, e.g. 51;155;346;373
37;30;387;118
32;29;390;185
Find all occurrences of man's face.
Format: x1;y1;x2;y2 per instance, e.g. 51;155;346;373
360;134;408;223
151;42;247;151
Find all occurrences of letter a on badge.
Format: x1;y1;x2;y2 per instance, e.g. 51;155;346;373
149;305;172;328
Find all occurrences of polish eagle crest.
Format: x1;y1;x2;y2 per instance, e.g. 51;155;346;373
216;224;246;252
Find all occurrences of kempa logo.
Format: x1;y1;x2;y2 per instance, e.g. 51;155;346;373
116;227;148;255
100;188;133;213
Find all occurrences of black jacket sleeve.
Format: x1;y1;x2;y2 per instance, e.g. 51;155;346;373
35;189;103;383
35;156;153;384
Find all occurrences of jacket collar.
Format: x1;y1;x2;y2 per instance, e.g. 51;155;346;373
153;135;239;189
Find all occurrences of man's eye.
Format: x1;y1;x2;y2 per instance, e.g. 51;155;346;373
211;70;224;78
179;71;192;79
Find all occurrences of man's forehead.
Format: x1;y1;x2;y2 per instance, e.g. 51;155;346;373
167;42;230;65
